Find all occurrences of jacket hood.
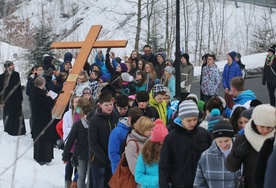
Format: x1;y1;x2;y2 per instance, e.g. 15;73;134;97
173;117;198;133
94;108;113;118
117;117;131;128
128;129;148;143
234;90;256;103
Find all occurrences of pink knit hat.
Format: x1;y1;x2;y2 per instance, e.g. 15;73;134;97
151;119;169;142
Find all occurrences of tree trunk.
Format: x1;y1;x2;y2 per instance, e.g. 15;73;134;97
134;0;142;50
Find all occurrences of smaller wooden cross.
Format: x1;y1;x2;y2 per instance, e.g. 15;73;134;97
50;25;128;119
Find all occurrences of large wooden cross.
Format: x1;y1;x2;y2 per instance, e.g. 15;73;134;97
50;25;128;119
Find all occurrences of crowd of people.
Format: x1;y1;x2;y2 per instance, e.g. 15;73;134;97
0;44;276;188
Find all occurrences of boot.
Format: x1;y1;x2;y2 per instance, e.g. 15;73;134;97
70;181;77;188
65;180;72;188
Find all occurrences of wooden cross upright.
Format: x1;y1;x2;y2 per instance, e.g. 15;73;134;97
50;25;128;119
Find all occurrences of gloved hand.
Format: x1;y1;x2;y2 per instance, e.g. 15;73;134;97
180;81;185;88
233;141;250;159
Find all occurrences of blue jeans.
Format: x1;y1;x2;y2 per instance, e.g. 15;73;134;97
90;164;112;188
77;159;89;188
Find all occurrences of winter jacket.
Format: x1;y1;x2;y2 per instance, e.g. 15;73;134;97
159;118;212;188
94;53;111;80
135;154;159;188
141;53;158;67
105;53;121;87
108;117;132;173
62;118;89;161
146;73;156;92
180;63;194;93
227;90;257;118
149;90;167;124
222;60;242;90
132;100;160;121
262;55;276;85
225;120;275;188
154;61;167;79
200;64;221;96
89;108;119;167
254;137;274;188
74;81;90;97
62;109;74;141
264;141;276;188
194;140;238;188
167;75;176;100
26;74;36;99
125;129;148;175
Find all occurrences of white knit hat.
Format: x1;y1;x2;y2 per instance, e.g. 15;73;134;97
252;104;276;127
178;100;199;119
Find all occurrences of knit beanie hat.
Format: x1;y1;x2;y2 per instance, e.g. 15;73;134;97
64;52;73;63
121;72;134;82
228;51;237;61
82;87;92;95
119;63;128;73
44;56;53;66
252;104;276;127
178;100;199;120
151;119;169;142
181;53;190;62
164;66;173;74
157;52;167;61
212;120;234;139
208;108;224;132
268;46;275;54
240;107;254;120
152;84;166;97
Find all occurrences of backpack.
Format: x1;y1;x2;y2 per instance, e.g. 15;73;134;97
119;128;133;156
56;119;63;139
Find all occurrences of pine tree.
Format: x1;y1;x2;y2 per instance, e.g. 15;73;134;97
27;24;55;66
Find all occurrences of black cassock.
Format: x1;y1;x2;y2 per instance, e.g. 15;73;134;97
30;86;55;163
0;71;26;136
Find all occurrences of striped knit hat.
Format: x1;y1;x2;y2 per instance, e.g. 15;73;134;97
178;100;199;120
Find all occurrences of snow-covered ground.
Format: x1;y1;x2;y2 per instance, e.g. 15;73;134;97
0;120;64;188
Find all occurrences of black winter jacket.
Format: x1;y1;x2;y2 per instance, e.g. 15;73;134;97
159;119;212;188
262;55;276;85
62;119;89;162
131;100;159;121
88;108;119;167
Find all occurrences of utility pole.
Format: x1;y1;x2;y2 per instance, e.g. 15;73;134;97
175;0;181;98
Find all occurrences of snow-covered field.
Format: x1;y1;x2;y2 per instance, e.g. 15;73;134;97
0;120;64;188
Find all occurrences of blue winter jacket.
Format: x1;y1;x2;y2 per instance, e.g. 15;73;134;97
135;154;159;188
108;117;131;173
168;75;176;100
222;61;242;90
94;53;111;80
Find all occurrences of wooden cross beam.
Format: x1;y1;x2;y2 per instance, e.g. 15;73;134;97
50;25;128;119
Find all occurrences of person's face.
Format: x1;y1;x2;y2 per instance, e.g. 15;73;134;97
180;57;187;64
154;94;165;103
135;74;142;81
132;61;137;68
268;51;274;57
157;55;164;63
83;94;91;100
116;105;128;116
7;64;15;72
230;86;238;97
77;75;85;83
90;71;97;80
138;61;143;70
256;125;274;136
227;55;232;63
92;66;100;71
164;95;170;104
144;47;151;56
36;67;44;76
131;51;138;58
181;117;198;130
99;101;114;114
116;64;122;72
235;57;240;62
144;65;150;73
137;101;148;109
144;128;153;138
126;63;131;72
164;70;170;77
207;57;215;66
73;97;79;109
215;137;232;151
64;63;71;71
238;117;249;129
